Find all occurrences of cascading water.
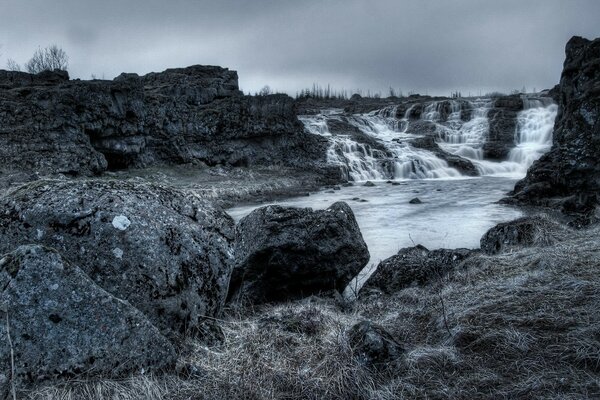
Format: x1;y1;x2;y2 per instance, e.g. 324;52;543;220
300;107;462;181
508;100;558;168
347;109;462;179
299;112;390;181
301;95;557;182
422;97;557;177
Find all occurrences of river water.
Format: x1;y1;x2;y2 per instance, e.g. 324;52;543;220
227;176;522;266
227;97;555;291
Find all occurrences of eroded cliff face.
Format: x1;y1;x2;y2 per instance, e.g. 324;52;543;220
0;65;330;176
509;37;600;216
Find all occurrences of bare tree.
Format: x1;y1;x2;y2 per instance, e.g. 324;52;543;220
6;59;21;72
25;45;69;73
258;85;272;96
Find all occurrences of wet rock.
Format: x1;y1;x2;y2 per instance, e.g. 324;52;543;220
509;36;600;216
409;197;422;204
484;95;524;160
480;216;569;255
348;321;405;367
410;136;478;176
364;181;376;187
0;179;235;339
229;202;369;304
0;245;175;394
363;245;472;294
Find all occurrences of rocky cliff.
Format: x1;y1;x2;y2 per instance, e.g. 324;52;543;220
0;66;331;177
509;37;600;217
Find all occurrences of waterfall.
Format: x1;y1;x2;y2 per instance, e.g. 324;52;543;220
300;109;461;181
507;101;558;168
301;96;557;182
299;112;390;181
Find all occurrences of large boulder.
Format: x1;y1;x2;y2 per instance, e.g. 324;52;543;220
0;245;175;396
0;179;235;338
509;36;600;216
480;216;569;255
229;201;369;304
362;245;472;294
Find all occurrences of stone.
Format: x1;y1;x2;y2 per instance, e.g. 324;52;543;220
229;201;369;304
348;321;405;368
0;245;175;395
364;181;376;187
363;245;472;294
410;136;478;176
409;197;422;204
509;36;600;217
480;216;569;255
0;179;235;339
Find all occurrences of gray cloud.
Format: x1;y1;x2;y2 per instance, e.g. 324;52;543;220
1;0;599;95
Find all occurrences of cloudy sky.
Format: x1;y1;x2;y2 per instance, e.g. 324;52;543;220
1;0;599;96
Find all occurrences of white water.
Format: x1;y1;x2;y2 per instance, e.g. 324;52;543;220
508;102;558;167
227;177;522;293
301;96;557;182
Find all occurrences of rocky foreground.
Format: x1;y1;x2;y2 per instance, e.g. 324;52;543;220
0;36;599;399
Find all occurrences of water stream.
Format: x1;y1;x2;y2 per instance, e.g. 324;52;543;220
227;97;556;293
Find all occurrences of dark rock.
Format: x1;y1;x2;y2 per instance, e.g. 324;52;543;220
480;216;569;255
0;65;330;178
409;197;422;204
326;117;391;154
0;245;175;394
363;245;472;294
484;95;524;160
410;136;478;176
348;320;405;367
509;37;600;216
0;179;235;339
364;181;376;187
229;202;369;304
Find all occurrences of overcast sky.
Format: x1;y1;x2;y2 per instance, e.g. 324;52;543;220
1;0;599;96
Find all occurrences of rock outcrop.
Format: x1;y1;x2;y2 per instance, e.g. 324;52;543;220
229;202;369;304
509;36;600;215
0;179;235;339
0;66;330;177
484;95;524;160
410;136;478;176
0;245;175;396
362;245;472;294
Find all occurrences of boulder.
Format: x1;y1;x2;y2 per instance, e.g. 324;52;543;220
409;136;478;176
0;179;235;339
484;95;524;160
229;202;369;304
480;216;569;255
348;321;405;368
409;197;422;204
509;36;600;216
0;245;175;396
363;245;471;294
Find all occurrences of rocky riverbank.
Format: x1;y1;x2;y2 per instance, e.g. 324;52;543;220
0;35;599;399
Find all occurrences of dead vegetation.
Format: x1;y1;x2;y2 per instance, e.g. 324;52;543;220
24;223;600;399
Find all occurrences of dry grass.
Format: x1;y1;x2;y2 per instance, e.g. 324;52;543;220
24;223;600;399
